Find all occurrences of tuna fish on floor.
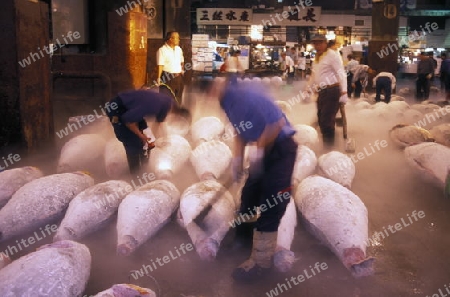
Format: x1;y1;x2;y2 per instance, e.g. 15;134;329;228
117;180;180;256
430;123;450;147
293;124;319;148
274;198;298;273
0;166;43;209
317;151;355;188
0;240;91;296
54;180;132;242
294;176;374;277
57;133;107;175
292;145;317;188
389;124;434;148
177;180;237;261
104;139;130;179
190;140;232;181
190;116;225;146
148;134;192;180
404;142;450;190
93;284;156;297
0;172;94;242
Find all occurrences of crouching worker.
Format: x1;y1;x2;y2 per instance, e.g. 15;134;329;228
106;89;191;175
215;78;298;282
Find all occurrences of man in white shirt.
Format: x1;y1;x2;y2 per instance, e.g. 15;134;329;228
157;31;184;103
346;54;359;97
304;34;347;149
373;71;396;103
225;50;244;73
281;52;295;84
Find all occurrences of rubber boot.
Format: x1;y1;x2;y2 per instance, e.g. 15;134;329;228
232;230;277;282
233;222;255;250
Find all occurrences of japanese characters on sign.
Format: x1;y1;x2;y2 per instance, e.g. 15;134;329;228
197;8;253;25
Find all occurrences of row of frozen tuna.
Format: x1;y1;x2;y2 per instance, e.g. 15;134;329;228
350;99;450;127
57;117;322;181
0;239;156;296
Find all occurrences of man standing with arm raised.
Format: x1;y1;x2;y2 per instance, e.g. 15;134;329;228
304;34;348;150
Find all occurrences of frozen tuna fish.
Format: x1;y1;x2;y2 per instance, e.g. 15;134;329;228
403;109;423;125
104;139;130;178
164;113;190;137
177;180;237;261
190;140;232;180
293;124;319;148
148;134;192;179
0;166;44;209
318;151;355;188
405;142;450;189
0;240;91;296
388;101;409;112
0;172;94;241
117;180;180;256
292;145;317;187
54;180;132;242
430;124;450;147
274;198;298;273
389;124;434;148
191;116;225;146
57;133;107;174
295;176;374;277
93;284;156;297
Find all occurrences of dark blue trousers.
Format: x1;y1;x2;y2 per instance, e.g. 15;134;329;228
239;136;298;232
107;97;147;174
375;76;392;103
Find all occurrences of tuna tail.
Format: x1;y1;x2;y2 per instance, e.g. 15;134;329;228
53;227;76;242
273;247;298;273
195;237;219;261
350;257;375;278
117;235;139;256
343;247;375;278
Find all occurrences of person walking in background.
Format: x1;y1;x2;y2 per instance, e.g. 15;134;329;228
298;52;307;80
280;52;295;84
225;50;244;74
440;52;450;101
373;71;396;103
290;47;299;80
157;31;185;104
416;52;435;100
304;34;348;149
346;54;359;98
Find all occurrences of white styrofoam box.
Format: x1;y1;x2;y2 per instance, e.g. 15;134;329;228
192;34;209;41
192;40;209;47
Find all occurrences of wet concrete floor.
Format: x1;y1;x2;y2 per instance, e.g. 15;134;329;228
0;77;449;297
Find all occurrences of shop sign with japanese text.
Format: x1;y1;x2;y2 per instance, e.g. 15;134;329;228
197;8;253;25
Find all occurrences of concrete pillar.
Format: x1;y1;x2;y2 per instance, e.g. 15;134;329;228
108;10;148;94
369;0;401;76
0;0;52;152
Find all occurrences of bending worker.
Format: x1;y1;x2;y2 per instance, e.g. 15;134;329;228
107;89;190;175
215;78;298;282
373;71;396;103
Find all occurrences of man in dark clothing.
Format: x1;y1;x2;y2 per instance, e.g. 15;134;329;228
107;89;190;174
216;78;297;282
440;52;450;101
416;52;435;100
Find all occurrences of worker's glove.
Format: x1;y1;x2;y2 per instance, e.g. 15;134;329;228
339;93;348;104
249;148;264;178
231;157;244;183
426;73;432;80
143;140;156;159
